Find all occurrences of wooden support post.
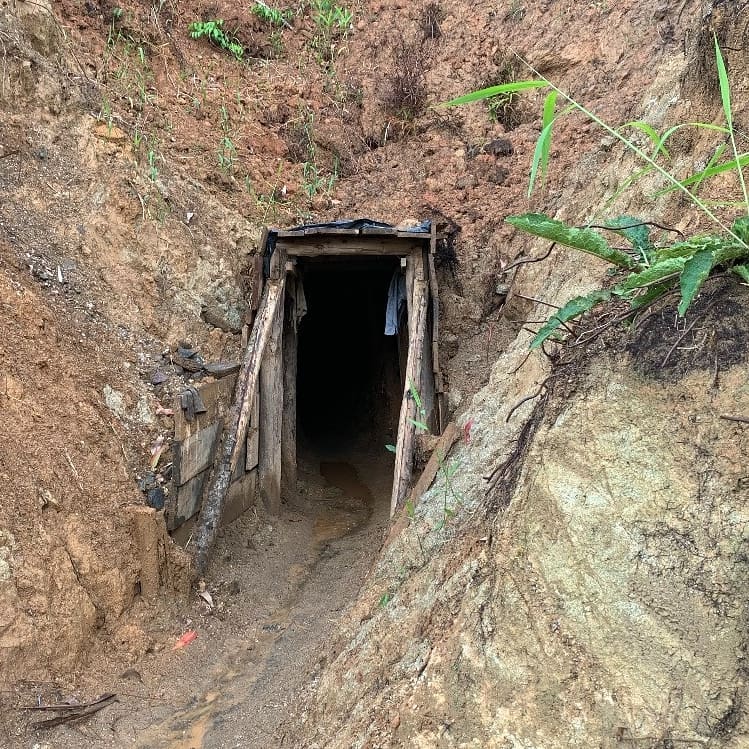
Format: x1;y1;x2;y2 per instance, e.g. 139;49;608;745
427;226;444;433
391;252;428;516
259;249;285;514
128;506;164;599
192;277;285;574
282;282;298;501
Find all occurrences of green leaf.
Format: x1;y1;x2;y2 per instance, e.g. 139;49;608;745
652;152;749;197
385;444;396;453
407;379;424;413
405;500;415;519
603;215;652;262
653;236;723;262
528;92;558;196
713;241;749;265
620;121;670;159
530;290;612;349
732;265;749;283
409;418;430;432
440;79;548;107
678;248;714;316
731;216;749;246
715;35;733;130
506;213;638;269
618;258;686;291
714;34;749;212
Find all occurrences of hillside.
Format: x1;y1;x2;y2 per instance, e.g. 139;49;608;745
2;0;749;746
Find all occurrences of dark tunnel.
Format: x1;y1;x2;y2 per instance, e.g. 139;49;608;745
296;257;403;454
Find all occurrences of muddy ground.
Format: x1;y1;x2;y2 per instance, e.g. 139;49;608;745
2;451;391;748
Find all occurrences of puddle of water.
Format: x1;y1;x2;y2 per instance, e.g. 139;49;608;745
139;460;376;749
313;461;373;544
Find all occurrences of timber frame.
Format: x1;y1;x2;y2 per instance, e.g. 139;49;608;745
266;221;445;516
174;220;446;570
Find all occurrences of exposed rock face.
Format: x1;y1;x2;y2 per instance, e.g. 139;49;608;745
298;318;749;746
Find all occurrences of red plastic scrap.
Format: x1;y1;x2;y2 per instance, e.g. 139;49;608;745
173;630;197;650
463;418;474;444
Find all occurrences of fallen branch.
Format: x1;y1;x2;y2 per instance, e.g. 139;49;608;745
24;693;117;729
720;414;749;425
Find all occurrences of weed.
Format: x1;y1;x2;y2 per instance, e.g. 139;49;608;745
443;37;749;350
310;0;353;30
483;58;524;130
217;105;238;173
308;0;352;65
383;40;427;121
269;29;284;57
147;147;160;182
251;1;293;27
98;96;114;132
421;2;445;40
188;20;245;60
302;158;338;198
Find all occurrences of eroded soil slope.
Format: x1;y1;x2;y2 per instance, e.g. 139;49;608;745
3;0;749;745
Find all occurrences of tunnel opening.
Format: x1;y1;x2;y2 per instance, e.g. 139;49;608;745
296;256;404;458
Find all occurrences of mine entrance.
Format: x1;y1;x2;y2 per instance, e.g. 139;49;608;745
296;256;402;454
165;220;445;535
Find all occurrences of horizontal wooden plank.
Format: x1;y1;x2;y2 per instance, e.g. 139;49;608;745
223;470;257;525
173;375;237;441
361;226;397;235
277;237;425;257
171;469;210;529
174;421;222;485
396;230;430;238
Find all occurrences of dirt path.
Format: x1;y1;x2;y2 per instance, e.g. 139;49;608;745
7;453;391;749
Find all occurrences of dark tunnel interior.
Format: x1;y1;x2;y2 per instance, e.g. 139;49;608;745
296;257;403;454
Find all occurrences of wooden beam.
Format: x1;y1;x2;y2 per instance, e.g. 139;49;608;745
281;285;298;501
259;283;284;514
277;237;424;257
192;277;285;573
383;422;459;548
391;252;428;516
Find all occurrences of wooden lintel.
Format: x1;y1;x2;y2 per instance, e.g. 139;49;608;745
277;238;425;257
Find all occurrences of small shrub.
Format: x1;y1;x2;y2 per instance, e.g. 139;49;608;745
443;36;749;350
250;1;292;27
383;40;427;121
308;0;353;65
188;20;244;60
421;2;445;40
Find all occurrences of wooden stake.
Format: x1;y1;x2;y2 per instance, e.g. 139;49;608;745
260;288;284;514
193;278;285;573
391;252;428;516
282;284;298;501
